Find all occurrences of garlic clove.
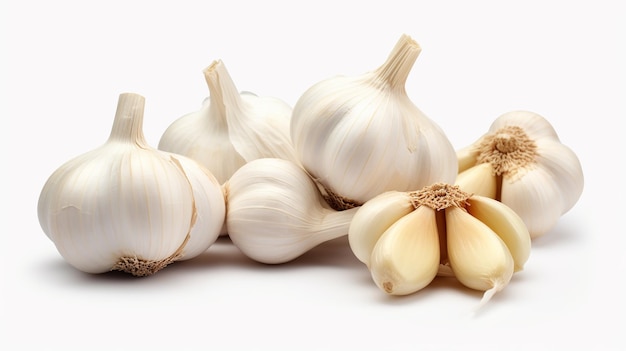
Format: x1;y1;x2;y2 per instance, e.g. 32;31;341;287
165;154;226;260
534;139;585;215
369;205;440;295
445;205;515;306
457;145;479;173
488;110;560;141
225;158;358;264
347;191;414;265
501;166;563;239
455;162;497;199
466;196;531;271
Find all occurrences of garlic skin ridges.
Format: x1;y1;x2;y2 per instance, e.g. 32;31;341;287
225;158;359;264
37;93;225;276
290;34;457;210
455;110;584;238
158;60;299;185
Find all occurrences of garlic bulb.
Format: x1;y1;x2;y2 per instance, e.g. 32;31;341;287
455;110;584;238
348;183;531;307
225;158;359;264
37;93;225;276
158;60;300;184
290;34;457;210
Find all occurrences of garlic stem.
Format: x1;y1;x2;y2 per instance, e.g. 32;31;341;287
108;93;148;147
311;207;361;243
373;34;421;90
203;60;243;125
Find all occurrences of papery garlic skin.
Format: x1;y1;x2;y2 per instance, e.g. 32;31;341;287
290;34;457;209
158;60;299;185
225;158;359;264
456;110;584;238
38;93;225;276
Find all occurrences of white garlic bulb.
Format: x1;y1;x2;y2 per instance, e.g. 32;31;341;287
348;183;531;307
37;93;226;276
290;34;457;210
225;158;359;264
455;110;584;238
158;59;300;184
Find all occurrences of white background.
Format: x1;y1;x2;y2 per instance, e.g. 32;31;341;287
2;1;624;350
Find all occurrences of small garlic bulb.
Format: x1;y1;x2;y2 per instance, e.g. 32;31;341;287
290;34;457;210
158;60;300;184
455;110;584;238
225;158;359;264
348;183;531;308
37;93;225;276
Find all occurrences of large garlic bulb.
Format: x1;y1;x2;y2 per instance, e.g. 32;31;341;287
37;93;226;276
290;34;457;210
455;110;584;238
225;158;359;264
158;60;300;184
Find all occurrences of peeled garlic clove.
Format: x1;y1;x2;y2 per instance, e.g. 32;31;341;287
455;162;497;199
347;191;414;265
37;93;225;276
369;205;440;295
158;60;299;184
225;158;358;264
457;110;584;238
446;205;515;306
466;196;531;271
290;34;457;210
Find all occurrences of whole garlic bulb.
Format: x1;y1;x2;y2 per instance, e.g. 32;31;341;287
37;93;226;276
455;110;584;238
290;34;457;210
225;158;359;264
158;60;300;184
348;183;531;308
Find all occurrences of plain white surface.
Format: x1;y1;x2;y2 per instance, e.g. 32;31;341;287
2;1;624;350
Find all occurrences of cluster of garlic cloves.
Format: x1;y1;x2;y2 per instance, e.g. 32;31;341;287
455;110;584;238
37;93;225;276
348;183;531;306
290;34;457;210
